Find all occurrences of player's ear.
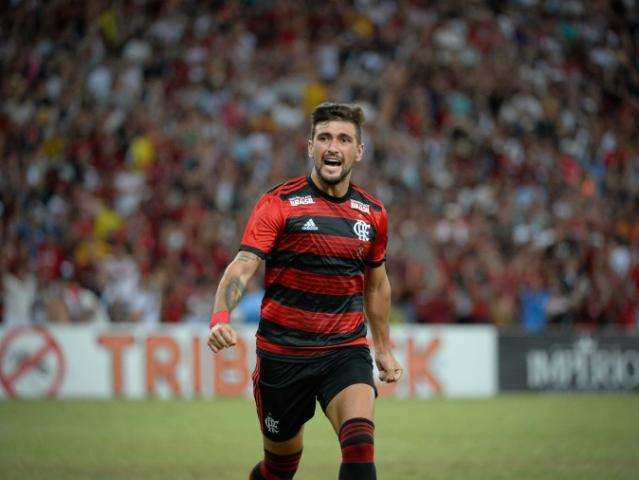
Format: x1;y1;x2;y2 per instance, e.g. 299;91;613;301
355;142;364;163
307;138;313;159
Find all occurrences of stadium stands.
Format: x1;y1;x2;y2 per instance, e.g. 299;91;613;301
1;1;637;331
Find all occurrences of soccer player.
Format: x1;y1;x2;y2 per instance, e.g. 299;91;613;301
207;102;402;480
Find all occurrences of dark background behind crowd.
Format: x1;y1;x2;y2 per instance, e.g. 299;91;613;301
1;0;638;333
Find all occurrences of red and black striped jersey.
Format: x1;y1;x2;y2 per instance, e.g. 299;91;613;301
239;176;388;360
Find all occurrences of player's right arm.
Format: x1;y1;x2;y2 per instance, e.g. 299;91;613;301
208;190;284;353
207;250;262;353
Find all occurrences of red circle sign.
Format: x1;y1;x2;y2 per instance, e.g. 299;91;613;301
0;326;66;398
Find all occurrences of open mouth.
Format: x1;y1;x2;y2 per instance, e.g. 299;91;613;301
323;157;342;167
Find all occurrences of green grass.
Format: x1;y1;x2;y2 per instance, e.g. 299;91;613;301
1;395;638;479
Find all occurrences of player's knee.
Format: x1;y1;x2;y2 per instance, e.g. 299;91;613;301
249;449;302;480
338;417;375;463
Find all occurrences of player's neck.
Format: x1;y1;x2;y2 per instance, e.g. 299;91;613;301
310;170;351;198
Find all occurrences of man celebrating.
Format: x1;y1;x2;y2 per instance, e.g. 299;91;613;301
207;102;402;480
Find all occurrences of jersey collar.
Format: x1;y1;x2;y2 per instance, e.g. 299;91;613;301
306;176;352;203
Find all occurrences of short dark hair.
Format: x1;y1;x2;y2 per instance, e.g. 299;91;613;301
310;102;365;143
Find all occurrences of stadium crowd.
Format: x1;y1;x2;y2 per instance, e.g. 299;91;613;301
1;0;638;332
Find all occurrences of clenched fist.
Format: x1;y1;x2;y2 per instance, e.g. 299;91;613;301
207;324;238;353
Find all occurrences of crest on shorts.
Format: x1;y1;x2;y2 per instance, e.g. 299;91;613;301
265;414;279;434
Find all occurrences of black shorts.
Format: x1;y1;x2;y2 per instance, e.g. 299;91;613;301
252;345;377;442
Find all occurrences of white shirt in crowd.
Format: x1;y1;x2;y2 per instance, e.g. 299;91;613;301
2;273;37;325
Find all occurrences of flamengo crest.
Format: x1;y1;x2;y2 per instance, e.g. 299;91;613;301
353;220;371;241
265;414;279;434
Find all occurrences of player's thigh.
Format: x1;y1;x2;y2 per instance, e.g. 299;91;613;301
317;347;377;433
325;383;375;434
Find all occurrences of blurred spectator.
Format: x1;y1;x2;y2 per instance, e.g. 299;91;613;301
43;278;109;324
1;0;638;332
129;271;164;326
520;272;551;333
2;261;37;326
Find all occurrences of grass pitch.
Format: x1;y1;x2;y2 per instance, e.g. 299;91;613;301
1;395;638;480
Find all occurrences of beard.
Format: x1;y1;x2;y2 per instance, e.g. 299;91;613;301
314;153;352;186
317;164;353;185
315;160;353;186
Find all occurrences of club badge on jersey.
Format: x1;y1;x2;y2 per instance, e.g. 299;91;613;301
353;220;371;241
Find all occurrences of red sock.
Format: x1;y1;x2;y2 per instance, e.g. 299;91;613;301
338;417;376;479
249;449;302;480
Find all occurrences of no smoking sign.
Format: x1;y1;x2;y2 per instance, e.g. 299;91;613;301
0;326;66;398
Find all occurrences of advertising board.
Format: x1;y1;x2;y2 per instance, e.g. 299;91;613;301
499;334;639;392
0;324;497;399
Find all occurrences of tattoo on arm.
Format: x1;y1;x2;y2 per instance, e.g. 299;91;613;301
236;251;260;263
219;250;259;310
224;278;246;311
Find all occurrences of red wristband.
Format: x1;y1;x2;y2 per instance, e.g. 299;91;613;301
209;311;230;328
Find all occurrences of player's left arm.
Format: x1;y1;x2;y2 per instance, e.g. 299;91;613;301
364;263;403;383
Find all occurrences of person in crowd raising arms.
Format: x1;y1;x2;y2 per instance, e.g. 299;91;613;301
207;102;402;479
